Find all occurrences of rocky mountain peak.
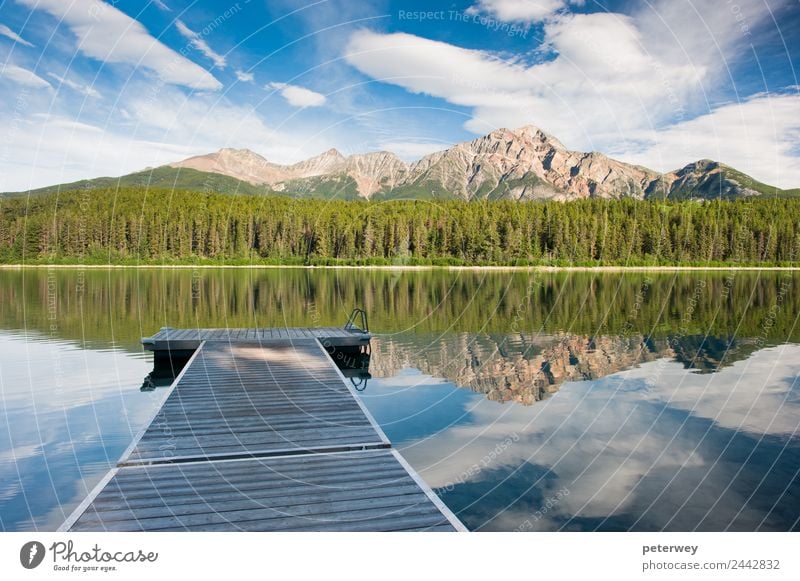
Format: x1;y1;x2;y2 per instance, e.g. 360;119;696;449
210;148;273;165
343;151;409;198
162;127;790;201
664;158;763;199
321;147;345;159
676;159;720;174
169;147;284;185
511;124;567;149
287;148;347;178
217;147;258;155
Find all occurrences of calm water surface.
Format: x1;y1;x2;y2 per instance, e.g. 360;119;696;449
0;268;798;531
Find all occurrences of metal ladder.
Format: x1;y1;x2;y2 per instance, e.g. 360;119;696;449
344;308;370;355
344;308;369;334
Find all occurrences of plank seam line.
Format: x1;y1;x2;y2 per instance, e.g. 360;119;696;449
119;442;392;467
112;447;397;470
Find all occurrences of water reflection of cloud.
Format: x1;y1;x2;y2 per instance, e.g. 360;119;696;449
622;345;800;436
0;444;42;464
0;334;160;531
364;370;478;442
0;335;155;410
385;346;800;531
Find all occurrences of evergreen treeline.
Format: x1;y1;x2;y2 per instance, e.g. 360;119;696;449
1;188;798;264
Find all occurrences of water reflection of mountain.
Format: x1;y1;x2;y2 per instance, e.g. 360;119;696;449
370;333;761;405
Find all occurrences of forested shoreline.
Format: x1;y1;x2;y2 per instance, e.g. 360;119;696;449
0;188;798;265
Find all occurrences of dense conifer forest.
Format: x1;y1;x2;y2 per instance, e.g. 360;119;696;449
0;188;797;265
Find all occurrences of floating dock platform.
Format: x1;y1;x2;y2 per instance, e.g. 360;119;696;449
60;327;464;532
141;326;373;355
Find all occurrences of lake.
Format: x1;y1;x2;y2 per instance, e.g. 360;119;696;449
0;268;798;531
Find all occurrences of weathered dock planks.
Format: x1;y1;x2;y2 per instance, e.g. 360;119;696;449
141;326;371;353
60;332;465;532
121;339;388;464
65;450;459;532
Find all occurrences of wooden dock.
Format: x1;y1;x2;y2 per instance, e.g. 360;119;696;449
142;326;372;354
60;331;465;532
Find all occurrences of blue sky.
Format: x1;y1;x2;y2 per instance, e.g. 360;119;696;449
0;0;798;191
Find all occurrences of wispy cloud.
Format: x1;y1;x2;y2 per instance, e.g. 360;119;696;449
0;23;34;47
46;73;102;99
119;87;330;164
267;82;327;107
0;64;51;89
175;19;227;69
235;70;254;82
466;0;566;23
152;0;171;11
16;0;221;90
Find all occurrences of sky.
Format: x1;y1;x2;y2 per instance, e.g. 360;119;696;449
0;0;798;191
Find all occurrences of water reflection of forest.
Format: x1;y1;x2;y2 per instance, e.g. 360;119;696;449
0;268;795;353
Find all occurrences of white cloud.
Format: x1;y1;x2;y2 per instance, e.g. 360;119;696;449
124;89;329;161
633;0;771;74
267;82;327;108
344;23;697;140
16;0;221;90
47;72;102;99
152;0;171;11
235;70;254;82
0;80;340;191
344;0;800;188
0;23;34;47
0;113;198;191
0;64;51;89
175;19;226;69
344;30;535;104
466;0;566;23
614;93;800;189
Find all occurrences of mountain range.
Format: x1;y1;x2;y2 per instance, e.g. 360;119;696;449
8;125;798;200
